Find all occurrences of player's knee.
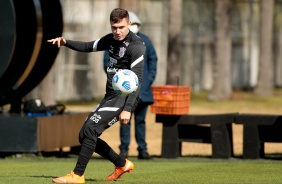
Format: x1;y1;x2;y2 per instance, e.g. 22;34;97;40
79;123;99;143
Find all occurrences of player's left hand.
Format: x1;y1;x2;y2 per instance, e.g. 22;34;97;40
119;111;131;125
47;37;66;48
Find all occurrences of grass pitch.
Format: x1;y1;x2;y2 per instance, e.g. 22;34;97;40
2;89;282;183
0;155;282;184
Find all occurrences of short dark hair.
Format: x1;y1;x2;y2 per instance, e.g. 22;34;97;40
110;8;129;23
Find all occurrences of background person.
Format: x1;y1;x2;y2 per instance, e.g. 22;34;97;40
104;11;158;160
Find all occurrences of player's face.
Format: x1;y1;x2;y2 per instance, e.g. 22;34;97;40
111;18;130;41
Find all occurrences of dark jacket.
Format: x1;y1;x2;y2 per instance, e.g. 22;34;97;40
104;32;157;104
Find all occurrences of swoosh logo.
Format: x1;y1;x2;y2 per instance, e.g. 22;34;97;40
59;178;67;183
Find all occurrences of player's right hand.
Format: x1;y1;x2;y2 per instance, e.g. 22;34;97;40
47;37;66;48
119;110;131;125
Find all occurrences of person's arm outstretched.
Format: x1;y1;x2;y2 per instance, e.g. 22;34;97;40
48;36;95;52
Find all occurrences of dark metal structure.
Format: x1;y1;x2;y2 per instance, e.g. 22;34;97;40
0;0;63;113
156;113;238;159
235;114;282;159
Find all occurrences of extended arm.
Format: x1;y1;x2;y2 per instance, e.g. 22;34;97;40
48;34;113;52
123;42;146;112
47;36;94;52
119;42;145;125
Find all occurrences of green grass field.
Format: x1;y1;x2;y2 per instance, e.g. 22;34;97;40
2;90;282;183
1;155;282;184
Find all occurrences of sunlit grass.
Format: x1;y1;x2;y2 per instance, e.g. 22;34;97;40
189;88;282;114
0;156;281;184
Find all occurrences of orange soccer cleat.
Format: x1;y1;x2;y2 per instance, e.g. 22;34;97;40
106;159;134;181
52;171;85;183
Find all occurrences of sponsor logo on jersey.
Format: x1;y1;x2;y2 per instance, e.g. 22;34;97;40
109;45;114;53
109;57;117;64
123;41;129;47
107;67;120;73
90;113;101;123
119;47;126;57
108;117;118;126
108;57;117;68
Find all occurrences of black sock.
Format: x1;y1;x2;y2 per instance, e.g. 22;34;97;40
73;143;94;176
95;138;126;167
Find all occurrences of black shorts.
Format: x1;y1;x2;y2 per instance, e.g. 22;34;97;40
78;95;127;143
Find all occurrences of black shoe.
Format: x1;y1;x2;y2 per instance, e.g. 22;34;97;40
138;151;152;160
119;151;128;158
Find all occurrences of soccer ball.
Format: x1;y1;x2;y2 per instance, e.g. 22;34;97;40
112;69;139;96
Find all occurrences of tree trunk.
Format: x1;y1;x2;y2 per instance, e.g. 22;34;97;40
254;0;274;96
38;67;56;105
119;0;139;12
166;0;182;85
209;0;232;100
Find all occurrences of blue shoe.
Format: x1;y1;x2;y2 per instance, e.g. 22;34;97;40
138;151;152;160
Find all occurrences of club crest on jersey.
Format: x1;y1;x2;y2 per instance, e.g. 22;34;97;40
119;47;126;57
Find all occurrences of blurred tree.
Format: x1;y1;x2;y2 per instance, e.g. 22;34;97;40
254;0;274;96
209;0;232;100
274;2;282;87
166;0;182;85
120;0;139;12
38;68;56;105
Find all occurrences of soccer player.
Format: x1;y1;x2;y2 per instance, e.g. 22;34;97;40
104;11;157;159
48;8;145;183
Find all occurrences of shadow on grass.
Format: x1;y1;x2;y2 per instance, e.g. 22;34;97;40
263;153;282;160
150;154;282;161
228;154;282;161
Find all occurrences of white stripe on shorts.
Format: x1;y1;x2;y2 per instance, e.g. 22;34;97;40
98;107;119;112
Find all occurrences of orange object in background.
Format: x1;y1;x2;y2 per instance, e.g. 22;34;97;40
150;85;190;115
